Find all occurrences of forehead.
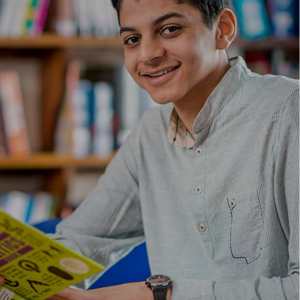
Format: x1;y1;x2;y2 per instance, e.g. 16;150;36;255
119;0;200;26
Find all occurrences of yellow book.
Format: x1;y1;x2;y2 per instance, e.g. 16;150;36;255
0;209;104;300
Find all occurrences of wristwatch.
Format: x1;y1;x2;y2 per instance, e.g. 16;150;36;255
145;274;173;300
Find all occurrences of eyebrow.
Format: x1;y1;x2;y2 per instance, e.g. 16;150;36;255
119;12;187;35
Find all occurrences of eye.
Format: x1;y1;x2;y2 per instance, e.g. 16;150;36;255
124;36;141;45
161;26;181;35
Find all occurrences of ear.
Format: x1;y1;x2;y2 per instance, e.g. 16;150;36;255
215;9;237;50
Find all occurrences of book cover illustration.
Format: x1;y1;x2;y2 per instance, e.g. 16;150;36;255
0;209;104;300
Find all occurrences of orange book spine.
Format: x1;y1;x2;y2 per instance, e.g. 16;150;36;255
0;71;31;157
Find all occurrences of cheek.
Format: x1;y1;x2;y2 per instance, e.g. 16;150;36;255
124;59;134;76
124;53;138;76
176;40;203;69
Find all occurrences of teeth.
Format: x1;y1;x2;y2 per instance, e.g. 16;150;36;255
152;71;164;77
149;67;175;77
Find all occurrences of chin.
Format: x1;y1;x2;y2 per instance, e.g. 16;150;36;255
148;90;179;105
150;96;173;105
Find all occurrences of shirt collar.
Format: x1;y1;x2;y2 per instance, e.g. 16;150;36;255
167;108;195;149
167;56;252;148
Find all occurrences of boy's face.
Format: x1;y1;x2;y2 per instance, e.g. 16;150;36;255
120;0;220;105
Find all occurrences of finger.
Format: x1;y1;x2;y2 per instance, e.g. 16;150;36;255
0;276;4;286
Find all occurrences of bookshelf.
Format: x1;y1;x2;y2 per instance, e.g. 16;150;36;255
0;34;123;49
233;37;299;51
0;0;124;216
0;35;298;51
0;35;121;217
0;153;114;169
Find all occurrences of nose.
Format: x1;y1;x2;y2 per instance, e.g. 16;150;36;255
138;37;165;64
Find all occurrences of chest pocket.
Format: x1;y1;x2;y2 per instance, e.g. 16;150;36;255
225;189;263;264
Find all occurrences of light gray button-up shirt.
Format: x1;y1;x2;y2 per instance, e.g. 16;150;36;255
51;57;299;300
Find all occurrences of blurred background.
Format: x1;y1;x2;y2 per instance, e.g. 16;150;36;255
0;0;298;223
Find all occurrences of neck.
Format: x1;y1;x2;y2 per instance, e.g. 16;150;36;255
173;59;231;139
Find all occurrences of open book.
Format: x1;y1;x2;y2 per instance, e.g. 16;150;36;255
0;208;104;300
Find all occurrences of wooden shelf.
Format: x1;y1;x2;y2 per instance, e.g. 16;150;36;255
233;37;299;51
0;34;123;49
0;34;298;51
0;34;300;50
0;153;115;169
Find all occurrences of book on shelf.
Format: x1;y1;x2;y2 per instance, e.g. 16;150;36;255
243;50;299;79
232;0;272;40
245;52;272;75
23;0;41;36
296;0;299;36
271;50;299;79
54;61;79;156
10;0;30;38
71;79;93;158
0;0;16;37
91;0;110;37
56;62;159;155
73;0;93;38
0;0;49;38
0;191;56;225
0;0;119;39
34;0;51;36
266;0;299;39
0;71;31;157
54;0;77;37
93;82;114;157
0;97;8;157
55;62;116;158
103;0;119;37
52;0;119;38
0;208;104;300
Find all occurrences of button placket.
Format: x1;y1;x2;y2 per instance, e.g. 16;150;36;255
192;143;213;254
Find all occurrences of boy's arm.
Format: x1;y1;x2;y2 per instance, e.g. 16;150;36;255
44;282;157;300
49;124;145;289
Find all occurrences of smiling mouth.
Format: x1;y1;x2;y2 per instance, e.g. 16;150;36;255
144;65;180;78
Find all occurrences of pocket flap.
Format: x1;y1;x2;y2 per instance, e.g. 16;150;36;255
225;189;263;264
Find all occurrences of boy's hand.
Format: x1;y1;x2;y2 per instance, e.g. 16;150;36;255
46;281;172;300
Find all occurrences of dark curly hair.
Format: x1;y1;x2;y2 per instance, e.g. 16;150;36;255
111;0;232;29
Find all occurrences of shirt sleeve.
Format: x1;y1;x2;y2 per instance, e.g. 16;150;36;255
171;89;299;300
49;125;145;289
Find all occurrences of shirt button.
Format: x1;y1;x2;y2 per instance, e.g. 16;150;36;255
199;223;206;232
195;186;202;194
229;199;236;208
195;147;203;156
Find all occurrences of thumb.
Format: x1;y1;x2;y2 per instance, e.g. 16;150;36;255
0;276;4;286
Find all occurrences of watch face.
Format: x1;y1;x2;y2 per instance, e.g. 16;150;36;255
147;274;172;287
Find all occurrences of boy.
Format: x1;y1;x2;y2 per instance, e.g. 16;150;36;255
1;0;298;299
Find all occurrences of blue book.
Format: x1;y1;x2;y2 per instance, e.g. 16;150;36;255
232;0;272;39
266;0;298;38
295;0;299;36
71;80;93;158
93;82;114;157
0;191;31;223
